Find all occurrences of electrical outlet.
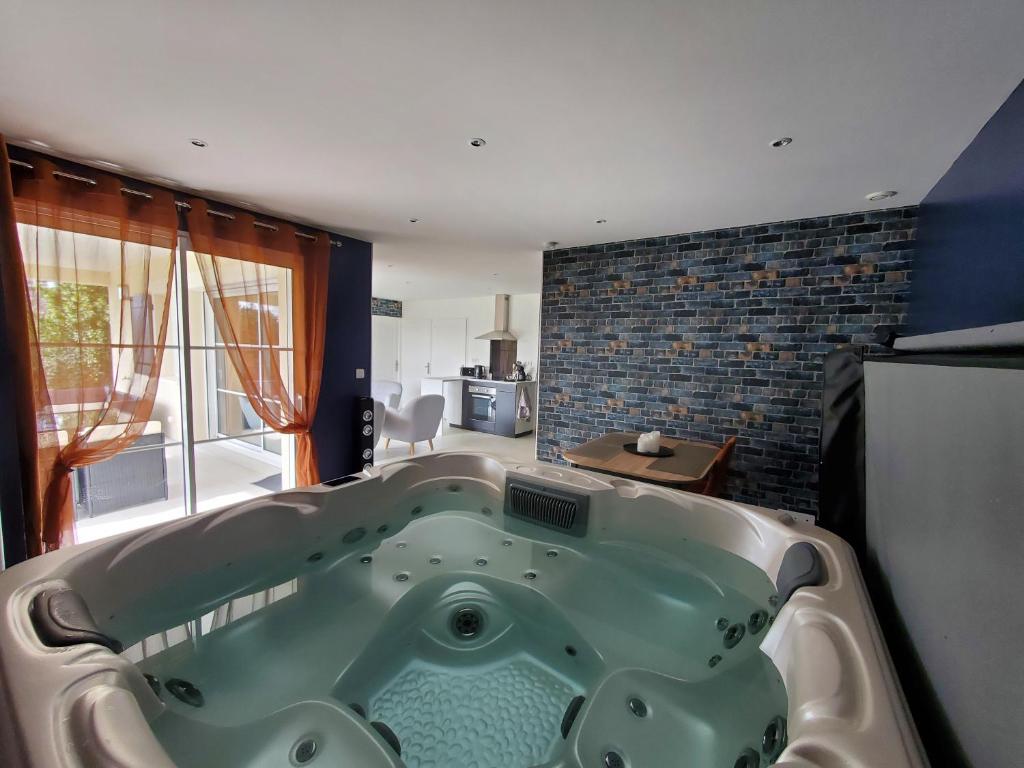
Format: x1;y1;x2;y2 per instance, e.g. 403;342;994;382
355;368;365;379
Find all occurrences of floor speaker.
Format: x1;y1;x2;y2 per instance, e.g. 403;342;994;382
355;396;375;472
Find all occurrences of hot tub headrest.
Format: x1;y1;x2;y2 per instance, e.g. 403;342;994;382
29;588;123;654
776;542;826;605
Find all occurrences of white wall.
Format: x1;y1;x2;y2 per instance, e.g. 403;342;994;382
371;315;402;382
400;293;540;377
508;294;540;375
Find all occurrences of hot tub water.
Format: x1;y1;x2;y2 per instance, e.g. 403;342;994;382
123;482;787;768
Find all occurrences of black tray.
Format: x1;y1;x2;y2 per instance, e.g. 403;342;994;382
623;442;674;458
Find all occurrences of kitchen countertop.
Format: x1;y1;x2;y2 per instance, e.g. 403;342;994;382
423;376;536;389
467;378;536;389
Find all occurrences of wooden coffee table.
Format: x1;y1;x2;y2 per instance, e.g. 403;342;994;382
562;432;721;488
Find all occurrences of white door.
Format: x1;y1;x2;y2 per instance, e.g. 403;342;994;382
401;319;432;399
371;315;401;383
430;317;468;378
400;316;467;400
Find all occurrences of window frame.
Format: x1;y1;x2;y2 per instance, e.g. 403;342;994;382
174;233;296;516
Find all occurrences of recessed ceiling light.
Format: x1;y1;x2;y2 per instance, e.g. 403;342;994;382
492;272;500;277
387;264;394;268
595;219;607;224
190;138;208;148
468;138;487;148
865;190;898;201
545;241;559;249
408;218;419;223
770;137;793;148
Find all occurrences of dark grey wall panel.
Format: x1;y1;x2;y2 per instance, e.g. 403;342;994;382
864;359;1024;768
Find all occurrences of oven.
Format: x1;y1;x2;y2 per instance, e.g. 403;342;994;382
465;384;497;432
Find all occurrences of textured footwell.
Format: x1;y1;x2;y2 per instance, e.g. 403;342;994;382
370;656;574;768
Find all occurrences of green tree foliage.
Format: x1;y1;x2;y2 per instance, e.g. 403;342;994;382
34;283;112;392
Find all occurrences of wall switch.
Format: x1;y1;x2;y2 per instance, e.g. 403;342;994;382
355;368;365;379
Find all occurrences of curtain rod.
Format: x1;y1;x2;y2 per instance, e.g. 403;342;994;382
7;158;344;247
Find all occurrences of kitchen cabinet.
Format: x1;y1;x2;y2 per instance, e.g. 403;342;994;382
420;376;469;432
461;379;536;437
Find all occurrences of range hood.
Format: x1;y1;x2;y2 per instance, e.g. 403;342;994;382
475;294;517;341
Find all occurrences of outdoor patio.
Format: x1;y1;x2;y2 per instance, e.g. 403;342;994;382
74;440;285;543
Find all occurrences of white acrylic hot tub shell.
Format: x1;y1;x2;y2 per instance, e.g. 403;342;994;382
0;453;927;768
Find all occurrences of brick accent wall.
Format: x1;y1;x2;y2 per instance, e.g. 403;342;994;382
371;297;402;317
538;207;917;515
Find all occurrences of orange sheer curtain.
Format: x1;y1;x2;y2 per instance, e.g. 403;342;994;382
184;197;329;486
6;148;177;553
0;139;42;557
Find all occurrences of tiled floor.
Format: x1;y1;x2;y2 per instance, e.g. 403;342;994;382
374;425;537;465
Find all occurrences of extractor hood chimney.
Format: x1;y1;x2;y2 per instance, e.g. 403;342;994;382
475;294;517;341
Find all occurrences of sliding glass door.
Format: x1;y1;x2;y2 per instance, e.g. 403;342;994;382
18;224;189;543
185;249;295;514
18;226;297;543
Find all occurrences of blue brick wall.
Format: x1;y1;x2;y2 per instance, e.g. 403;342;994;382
538;207;917;515
371;297;402;317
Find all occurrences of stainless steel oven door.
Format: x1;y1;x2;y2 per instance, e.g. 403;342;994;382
467;385;497;423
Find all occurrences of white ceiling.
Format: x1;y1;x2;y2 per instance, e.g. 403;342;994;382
2;1;1023;300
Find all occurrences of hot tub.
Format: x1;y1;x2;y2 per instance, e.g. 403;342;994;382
0;453;925;768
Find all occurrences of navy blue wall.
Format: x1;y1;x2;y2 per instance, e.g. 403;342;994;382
0;257;29;567
908;79;1024;334
312;235;372;482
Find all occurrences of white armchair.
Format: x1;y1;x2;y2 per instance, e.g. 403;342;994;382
373;399;386;448
381;394;445;455
371;379;403;410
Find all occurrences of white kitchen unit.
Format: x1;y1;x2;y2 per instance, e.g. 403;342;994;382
420;376;470;434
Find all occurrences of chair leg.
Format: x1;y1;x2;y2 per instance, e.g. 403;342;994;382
409;443;415;456
428;438;434;451
384;438;390;448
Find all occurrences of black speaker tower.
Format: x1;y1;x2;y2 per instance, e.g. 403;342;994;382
354;396;375;472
